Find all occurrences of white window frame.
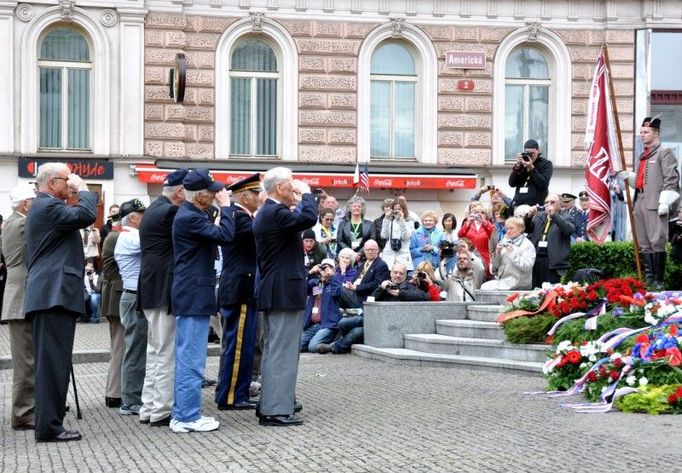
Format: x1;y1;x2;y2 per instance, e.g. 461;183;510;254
228;39;280;158
493;28;571;167
20;7;110;154
37;29;93;151
370;71;418;159
216;19;297;160
358;22;437;164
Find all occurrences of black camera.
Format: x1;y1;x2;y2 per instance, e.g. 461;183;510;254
391;209;399;217
521;152;532;162
439;240;455;258
386;283;399;290
417;271;427;280
86;270;93;275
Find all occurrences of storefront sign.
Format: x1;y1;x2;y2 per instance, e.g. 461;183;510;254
134;165;477;190
19;158;114;180
445;51;486;69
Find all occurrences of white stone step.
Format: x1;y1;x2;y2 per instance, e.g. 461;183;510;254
403;333;548;363
465;304;504;323
436;319;505;339
473;290;532;305
352;344;543;375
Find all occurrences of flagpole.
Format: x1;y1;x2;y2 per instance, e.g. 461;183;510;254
602;44;642;280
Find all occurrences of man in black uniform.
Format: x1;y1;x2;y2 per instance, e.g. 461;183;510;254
215;173;262;410
509;139;553;209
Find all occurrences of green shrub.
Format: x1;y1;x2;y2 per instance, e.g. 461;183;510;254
552;313;649;345
502;314;556;344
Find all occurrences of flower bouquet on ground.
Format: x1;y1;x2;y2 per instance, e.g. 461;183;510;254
543;340;605;391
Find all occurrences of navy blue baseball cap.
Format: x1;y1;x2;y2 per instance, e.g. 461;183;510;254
163;168;189;186
183;168;224;192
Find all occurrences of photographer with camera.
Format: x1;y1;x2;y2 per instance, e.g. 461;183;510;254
370;263;429;302
379;199;414;271
509;139;553;209
410;261;442;301
481;217;535;291
457;203;494;279
443;250;482;302
82;261;101;323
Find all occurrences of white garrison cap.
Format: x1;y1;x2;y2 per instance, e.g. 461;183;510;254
10;184;36;204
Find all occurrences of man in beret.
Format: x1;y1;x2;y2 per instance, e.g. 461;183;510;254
24;163;97;442
2;184;36;431
509;139;554;209
170;168;233;433
215;173;261;411
114;198;147;416
137;168;187;427
620;117;680;289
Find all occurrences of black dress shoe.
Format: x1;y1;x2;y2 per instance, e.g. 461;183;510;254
105;397;122;408
258;415;304;427
201;378;217;388
149;416;171;427
255;401;302;418
12;423;35;431
139;418;150;425
39;430;82;443
218;400;258;410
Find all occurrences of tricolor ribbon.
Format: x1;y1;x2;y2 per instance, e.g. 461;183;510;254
497;289;558;324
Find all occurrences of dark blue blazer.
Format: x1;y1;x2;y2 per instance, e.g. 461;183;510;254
172;201;234;316
354;257;390;298
252;194;318;311
24;191;98;315
138;195;179;311
218;204;256;307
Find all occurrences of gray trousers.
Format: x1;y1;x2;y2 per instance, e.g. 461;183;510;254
105;315;124;399
8;319;34;427
119;291;148;407
634;198;668;253
259;309;303;417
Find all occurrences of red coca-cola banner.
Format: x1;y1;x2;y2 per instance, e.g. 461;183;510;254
134;165;477;190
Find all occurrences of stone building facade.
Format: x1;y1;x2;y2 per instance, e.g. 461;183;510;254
2;1;682;219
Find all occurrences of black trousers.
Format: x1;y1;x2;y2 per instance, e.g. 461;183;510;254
531;254;562;289
334;287;363;309
30;309;77;440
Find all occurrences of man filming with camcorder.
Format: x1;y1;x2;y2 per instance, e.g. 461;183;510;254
508;139;553;209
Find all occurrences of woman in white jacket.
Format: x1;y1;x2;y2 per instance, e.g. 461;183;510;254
481;217;535;291
380;199;414;271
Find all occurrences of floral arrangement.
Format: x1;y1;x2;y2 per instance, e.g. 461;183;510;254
503;289;547;313
643;293;682;326
583;353;626;402
614;384;682;415
590;277;647;306
548;284;598;318
543;340;604;391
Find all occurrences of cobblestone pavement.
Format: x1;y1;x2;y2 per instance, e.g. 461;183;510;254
2;348;682;473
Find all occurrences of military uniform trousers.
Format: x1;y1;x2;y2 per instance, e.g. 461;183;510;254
634;197;669;253
105;315;124;400
139;306;175;423
215;304;257;406
30;310;77;440
8;319;35;427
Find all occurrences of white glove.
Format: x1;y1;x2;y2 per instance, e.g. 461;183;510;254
658;203;669;216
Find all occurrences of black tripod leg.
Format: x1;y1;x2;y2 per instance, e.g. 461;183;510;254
71;364;83;420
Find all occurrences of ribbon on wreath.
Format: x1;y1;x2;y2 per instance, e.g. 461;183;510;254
497;289;558;324
544;300;608;344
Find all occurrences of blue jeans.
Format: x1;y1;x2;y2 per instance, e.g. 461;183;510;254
300;323;320;352
87;293;101;322
119;291;148;406
173;315;210;422
309;328;338;353
334;316;363;353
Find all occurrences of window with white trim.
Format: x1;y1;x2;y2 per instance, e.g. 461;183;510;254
38;27;91;150
370;40;417;160
504;46;550;163
229;38;279;157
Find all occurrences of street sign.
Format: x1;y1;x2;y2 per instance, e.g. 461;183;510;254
457;79;475;91
445;51;486;69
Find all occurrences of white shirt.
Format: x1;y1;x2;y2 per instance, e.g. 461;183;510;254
114;226;141;291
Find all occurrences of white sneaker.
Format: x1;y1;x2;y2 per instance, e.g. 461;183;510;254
170;416;220;433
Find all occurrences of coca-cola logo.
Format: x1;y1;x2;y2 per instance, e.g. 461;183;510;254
446;179;466;188
150;173;167;184
374;179;393;187
301;177;320;185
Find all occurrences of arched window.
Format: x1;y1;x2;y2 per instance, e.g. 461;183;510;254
504;46;550;162
38;27;91;150
370;41;417;159
229;38;279;157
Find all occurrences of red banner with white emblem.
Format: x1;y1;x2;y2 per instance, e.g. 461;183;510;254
584;50;621;244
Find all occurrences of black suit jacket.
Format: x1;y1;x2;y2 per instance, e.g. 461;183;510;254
253;195;319;311
24;191;98;315
355;257;389;298
138;195;179;311
218;204;256;307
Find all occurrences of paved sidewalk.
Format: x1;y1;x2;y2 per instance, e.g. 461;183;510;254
2;347;682;472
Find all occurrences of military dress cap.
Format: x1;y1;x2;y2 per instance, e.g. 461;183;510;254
523;139;539;149
561;193;577;202
579;191;589;200
164;168;189;186
119;198;147;218
9;183;37;204
641;116;661;129
183;168;224;192
227;173;261;194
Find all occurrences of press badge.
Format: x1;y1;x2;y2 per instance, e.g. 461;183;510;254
538;241;548;248
312;307;319;314
519;188;529;193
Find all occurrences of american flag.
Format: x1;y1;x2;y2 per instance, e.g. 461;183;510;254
353;161;370;193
